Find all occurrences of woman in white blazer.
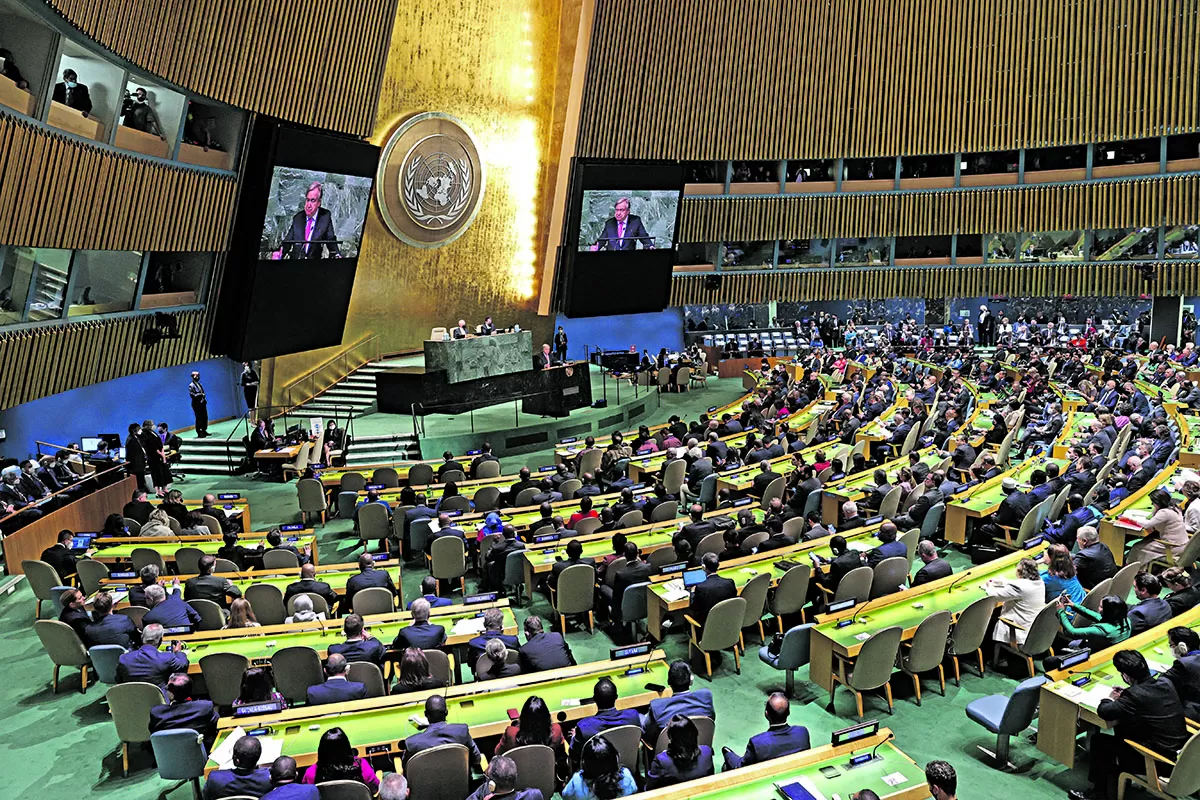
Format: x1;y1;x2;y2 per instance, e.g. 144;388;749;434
985;558;1047;646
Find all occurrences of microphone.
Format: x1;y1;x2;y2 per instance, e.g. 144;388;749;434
945;571;973;595
850;593;891;625
869;729;895;761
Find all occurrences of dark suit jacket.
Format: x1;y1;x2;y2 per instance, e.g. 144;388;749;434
570;707;642;761
149;699;219;747
261;784;321;800
326;637;386;666
306;678;367;706
1096;676;1188;755
280;207;339;259
1128;597;1172;634
52;81;92;113
679;520;717;551
535;352;559;370
520;632;575;672
1164;654;1200;718
86;614;139;649
734;724;811;767
595;214;653;250
912;558;952;586
549;557;594;589
118;644;189;686
1074;542;1118;589
646;746;715;789
468;632;521;668
40;543;77;581
284;578;338;610
123;500;154;526
403;721;482;771
644;688;715;744
392;622;446;650
144;590;202;630
752;470;781;497
691;574;736;624
865;539;907;569
610;560;653;622
342;569;396;613
203;766;273;800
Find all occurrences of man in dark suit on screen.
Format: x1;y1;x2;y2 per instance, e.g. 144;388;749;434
591;197;654;250
275;181;341;260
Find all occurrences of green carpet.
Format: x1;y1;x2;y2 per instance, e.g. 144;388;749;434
2;387;1093;800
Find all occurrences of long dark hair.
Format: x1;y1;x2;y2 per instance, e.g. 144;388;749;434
1150;488;1178;512
313;727;362;784
103;513;126;537
1099;596;1131;632
397;648;431;688
514;695;552;746
665;716;700;769
580;735;624;799
238;667;277;703
443;481;459;499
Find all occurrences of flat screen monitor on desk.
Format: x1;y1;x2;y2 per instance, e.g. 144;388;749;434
80;437;102;452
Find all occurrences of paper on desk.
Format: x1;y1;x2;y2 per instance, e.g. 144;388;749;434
210;728;284;769
450;617;487;636
1076;682;1116;709
1147;659;1170;675
660;581;689;602
881;772;908;787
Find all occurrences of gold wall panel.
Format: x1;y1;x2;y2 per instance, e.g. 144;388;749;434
41;0;398;136
669;264;1200;306
0;112;236;250
0;309;212;407
678;175;1200;242
578;0;1200;159
266;0;580;400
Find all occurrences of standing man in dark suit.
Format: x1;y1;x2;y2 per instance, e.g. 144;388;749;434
275;182;341;260
1069;650;1188;800
52;69;92;115
118;623;188;686
518;615;575;672
125;422;150;493
722;693;810;769
591;197;654;250
535;343;558;370
189;371;208;438
911;540;952;586
149;673;220;749
40;529;78;581
690;553;736;625
342;553;398;614
306;653;368;706
402;695;483;774
554;326;569;362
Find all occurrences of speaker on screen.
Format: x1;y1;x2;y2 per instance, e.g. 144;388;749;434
212;119;380;361
554;159;684;318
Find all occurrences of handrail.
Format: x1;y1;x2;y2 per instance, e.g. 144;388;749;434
0;461;129;527
35;440;84;456
281;333;381;397
222;403;362;475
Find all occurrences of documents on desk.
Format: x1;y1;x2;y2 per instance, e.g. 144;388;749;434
210;726;283;768
660;580;689;602
1056;681;1116;710
451;616;487;636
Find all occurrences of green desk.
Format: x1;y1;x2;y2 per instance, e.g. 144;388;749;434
645;523;886;640
519;508;768;595
167;602;518;674
822;448;945;525
636;729;928;800
1037;605;1200;767
944;457;1069;544
808;542;1048;694
89;534;318;565
1051;412;1097;459
1098;462;1187;566
455;487;656;533
205;653;671;773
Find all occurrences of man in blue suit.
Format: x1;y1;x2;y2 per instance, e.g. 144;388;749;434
261;757;319;800
467;608;520;672
305;653;367;706
86;591;140;650
118;623;189;687
326;614;386;666
465;755;542;800
407;576;453;610
143;583;202;631
590;197;654;250
391;598;447;650
722;693;811;770
149;673;220;749
341;553;398;614
203;734;272;800
864;522;907;568
402;695;483;773
570;677;642;763
641;661;716;745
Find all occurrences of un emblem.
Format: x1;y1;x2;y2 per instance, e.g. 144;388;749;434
376;112;485;248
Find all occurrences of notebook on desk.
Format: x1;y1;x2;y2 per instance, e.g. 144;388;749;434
660;580;688;601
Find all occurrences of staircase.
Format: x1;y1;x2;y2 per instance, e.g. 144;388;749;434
284;361;394;419
344;432;421;467
27;256;69;321
175;437;244;476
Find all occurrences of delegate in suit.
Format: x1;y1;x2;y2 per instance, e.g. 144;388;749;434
590;197;654;250
275;182;341;259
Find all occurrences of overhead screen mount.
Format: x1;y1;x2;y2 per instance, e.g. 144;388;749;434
211;118;381;362
554;159;685;318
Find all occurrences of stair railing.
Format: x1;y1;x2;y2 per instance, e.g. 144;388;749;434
279;333;381;414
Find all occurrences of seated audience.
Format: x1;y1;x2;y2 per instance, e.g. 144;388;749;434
286;594;321;623
1056;595;1131;651
519;615;575;672
391;647;445;695
224;597;260;629
646;716;716;789
570;677;641;763
911;540;952;586
722;692;811;769
284;563;338;611
342;553;398;614
1128;571;1172;634
307;653;367;705
642;660;715;745
40;530;79;582
401;695;483;774
468;607;521;668
117;623;187;686
203;734;272;800
262;756;319;800
143;582;202;631
1164;626;1200;719
408;575;452;610
563;734;638;800
477;638;522;681
1162;567;1200;616
327;614;386;666
85;591;140;649
300;727;379;792
495;695;565;760
58;588;92;644
1073;526;1117;589
149;672;220;749
392;598;447;650
1041;543;1085;603
234;666;286;711
465;755;542;800
185;556;242;608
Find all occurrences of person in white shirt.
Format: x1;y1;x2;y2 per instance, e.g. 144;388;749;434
984;558;1047;648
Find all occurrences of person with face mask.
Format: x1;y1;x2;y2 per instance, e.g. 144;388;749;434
120;86;164;137
52;68;92;116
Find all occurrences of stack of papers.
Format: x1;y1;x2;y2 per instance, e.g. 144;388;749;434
210;727;284;768
1059;681;1117;710
450;617;487;636
660;580;688;601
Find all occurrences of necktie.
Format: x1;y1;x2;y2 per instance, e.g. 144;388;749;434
618;221;625;244
305;218;315;253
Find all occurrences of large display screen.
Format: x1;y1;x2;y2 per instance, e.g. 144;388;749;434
556;160;684;318
576;189;679;252
260;167;373;260
212;122;380;361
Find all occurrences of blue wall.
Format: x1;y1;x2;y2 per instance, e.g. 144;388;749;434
0;357;243;460
554;309;685;361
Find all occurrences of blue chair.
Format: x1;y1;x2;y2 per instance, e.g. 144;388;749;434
503;550;526;606
695;472;719;509
49;585;73;618
964;675;1048;768
150;729;208;799
758;623;814;697
620;581;650;640
88;645;127;684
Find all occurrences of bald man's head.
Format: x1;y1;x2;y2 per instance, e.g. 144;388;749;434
425;694;448;723
765;692;790;724
300;563;316;579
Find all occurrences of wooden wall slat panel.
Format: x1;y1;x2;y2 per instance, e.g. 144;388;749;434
0;309;211;408
677;174;1200;242
40;0;399;136
579;0;1200;159
0;113;235;250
